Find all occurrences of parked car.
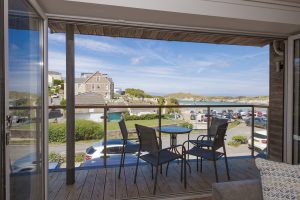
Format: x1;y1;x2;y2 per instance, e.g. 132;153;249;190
248;130;267;151
51;93;59;98
245;117;268;129
84;139;137;161
81;154;139;167
11;153;37;173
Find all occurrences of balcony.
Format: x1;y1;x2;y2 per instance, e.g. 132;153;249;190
48;157;259;200
44;104;268;199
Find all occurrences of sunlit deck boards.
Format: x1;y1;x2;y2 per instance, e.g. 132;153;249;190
48;157;260;200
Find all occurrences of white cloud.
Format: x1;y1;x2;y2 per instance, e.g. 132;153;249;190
48;50;115;76
130;56;144;65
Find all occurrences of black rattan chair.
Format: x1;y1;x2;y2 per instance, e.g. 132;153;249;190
189;117;227;148
134;124;187;194
184;121;230;182
118;119;140;178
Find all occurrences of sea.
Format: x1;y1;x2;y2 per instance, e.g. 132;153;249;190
178;100;266;112
178;100;245;106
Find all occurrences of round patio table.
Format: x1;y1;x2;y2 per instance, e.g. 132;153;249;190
159;126;192;147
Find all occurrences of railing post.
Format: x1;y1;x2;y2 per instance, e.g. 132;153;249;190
104;105;107;168
66;23;75;185
207;106;211;130
158;107;162;148
251;106;255;157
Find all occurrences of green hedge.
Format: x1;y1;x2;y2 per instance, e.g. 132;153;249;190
48;119;104;143
124;113;173;121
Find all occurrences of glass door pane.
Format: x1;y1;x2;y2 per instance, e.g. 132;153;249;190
293;39;300;164
0;0;6;199
7;0;45;199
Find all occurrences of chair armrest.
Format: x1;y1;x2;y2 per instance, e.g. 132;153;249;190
197;134;213;140
160;145;186;155
212;179;263;200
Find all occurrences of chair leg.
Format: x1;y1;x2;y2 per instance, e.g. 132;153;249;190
200;157;203;172
153;165;159;195
213;159;218;182
134;155;140;184
184;155;187;189
180;158;183;182
160;164;163;174
166;162;170;176
223;146;230;180
151;164;154;180
118;150;125;179
196;157;199;171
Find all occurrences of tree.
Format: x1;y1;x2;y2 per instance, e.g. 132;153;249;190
53;79;64;86
157;96;165;105
60;98;66;107
125;88;152;98
166;97;180;114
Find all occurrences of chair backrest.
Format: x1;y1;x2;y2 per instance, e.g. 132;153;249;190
213;122;228;150
208;117;228;136
135;124;159;153
118;119;129;141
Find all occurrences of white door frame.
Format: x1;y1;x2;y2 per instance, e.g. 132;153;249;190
285;33;300;164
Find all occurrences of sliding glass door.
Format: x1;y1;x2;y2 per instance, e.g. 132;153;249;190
288;34;300;164
293;37;300;164
5;0;46;199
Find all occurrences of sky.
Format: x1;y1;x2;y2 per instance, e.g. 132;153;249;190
48;31;270;96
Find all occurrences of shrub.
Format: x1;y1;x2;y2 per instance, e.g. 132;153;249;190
75;152;85;163
49;152;65;163
75;120;103;140
228;140;241;147
180;122;193;129
124;113;158;121
48;123;66;143
48;120;104;143
232;135;248;144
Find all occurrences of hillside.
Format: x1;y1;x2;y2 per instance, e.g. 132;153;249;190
165;93;269;105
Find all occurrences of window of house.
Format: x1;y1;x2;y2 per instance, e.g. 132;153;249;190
96;76;100;82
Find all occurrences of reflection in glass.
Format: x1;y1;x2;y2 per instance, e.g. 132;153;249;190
8;0;44;199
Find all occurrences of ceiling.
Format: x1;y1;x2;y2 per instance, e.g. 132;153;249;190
36;0;300;45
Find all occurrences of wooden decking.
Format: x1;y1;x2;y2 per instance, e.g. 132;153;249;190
48;157;260;200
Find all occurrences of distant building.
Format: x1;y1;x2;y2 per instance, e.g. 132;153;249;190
75;92;106;122
48;71;62;86
64;71;114;100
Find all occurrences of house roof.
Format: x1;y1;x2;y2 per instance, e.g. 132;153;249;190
49;71;62;75
84;71;114;84
75;77;87;83
75;92;106;105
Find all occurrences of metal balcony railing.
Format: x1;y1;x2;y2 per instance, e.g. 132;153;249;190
46;104;269;167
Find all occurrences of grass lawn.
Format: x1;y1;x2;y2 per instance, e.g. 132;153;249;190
107;119;183;131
